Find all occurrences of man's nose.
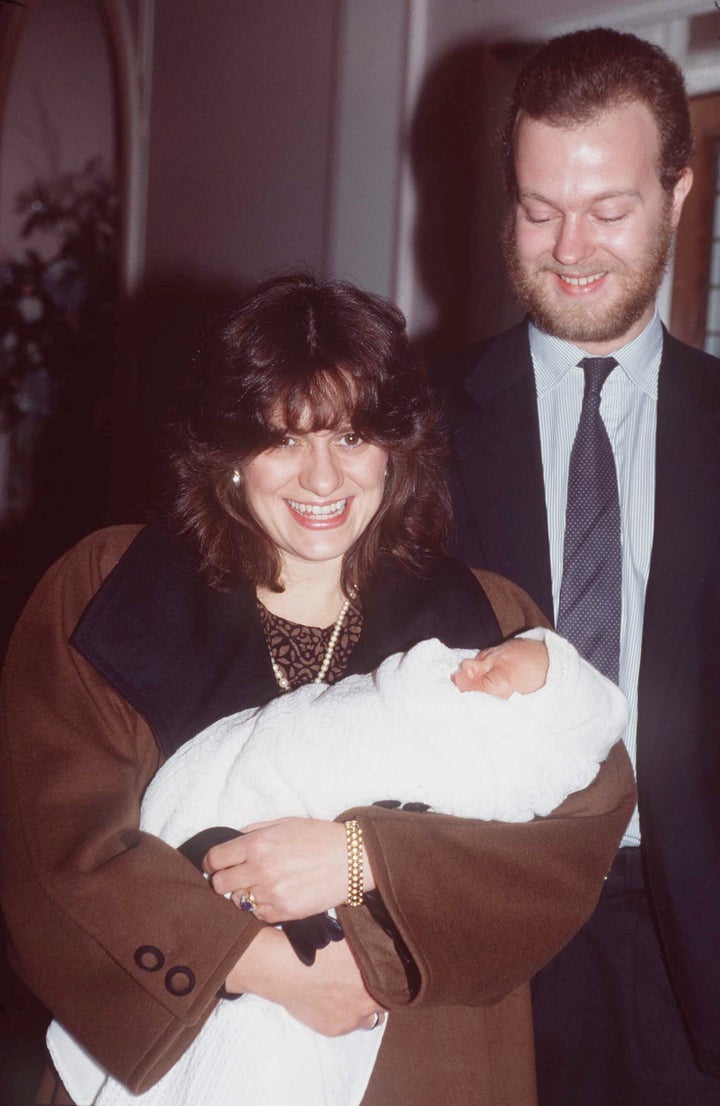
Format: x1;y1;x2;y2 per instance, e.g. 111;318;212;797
552;215;595;266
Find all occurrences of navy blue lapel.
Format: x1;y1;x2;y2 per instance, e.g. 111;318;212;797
635;331;720;1067
448;321;554;621
638;331;720;738
72;524;277;758
351;556;503;675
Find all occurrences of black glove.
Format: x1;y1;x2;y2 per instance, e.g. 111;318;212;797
179;798;431;983
177;826;344;968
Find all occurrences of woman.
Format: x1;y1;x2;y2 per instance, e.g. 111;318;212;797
48;626;628;1105
0;273;634;1105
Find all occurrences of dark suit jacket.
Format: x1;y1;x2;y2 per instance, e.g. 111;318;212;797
434;318;720;1076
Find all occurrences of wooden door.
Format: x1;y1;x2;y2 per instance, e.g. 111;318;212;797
671;91;720;353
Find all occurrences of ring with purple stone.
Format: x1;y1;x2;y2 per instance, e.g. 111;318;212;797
239;889;258;913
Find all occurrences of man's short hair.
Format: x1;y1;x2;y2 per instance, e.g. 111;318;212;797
502;27;694;196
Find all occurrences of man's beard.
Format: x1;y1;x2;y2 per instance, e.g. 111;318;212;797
502;209;673;346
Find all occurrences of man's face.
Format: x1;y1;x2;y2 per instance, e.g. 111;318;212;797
504;100;692;354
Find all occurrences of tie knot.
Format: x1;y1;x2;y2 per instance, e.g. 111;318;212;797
579;356;618;397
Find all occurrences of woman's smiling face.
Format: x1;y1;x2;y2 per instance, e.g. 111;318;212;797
241;416;388;577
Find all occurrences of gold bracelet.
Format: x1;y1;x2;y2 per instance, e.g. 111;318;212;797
344;820;364;906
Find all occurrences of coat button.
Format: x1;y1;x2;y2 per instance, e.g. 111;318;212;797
134;946;165;972
165;966;196;996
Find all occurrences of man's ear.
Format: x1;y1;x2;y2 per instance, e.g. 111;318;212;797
670;166;693;229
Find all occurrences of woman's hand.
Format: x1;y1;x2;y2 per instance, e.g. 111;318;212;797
203;817;374;922
226;926;386;1036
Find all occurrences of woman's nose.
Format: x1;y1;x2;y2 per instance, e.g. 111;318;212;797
298;441;343;496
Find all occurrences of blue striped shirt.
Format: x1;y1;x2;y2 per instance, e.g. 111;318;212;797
530;313;663;845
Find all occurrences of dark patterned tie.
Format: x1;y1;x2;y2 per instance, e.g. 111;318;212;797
556;357;621;682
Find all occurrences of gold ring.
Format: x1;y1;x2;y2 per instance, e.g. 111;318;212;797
239;889;257;913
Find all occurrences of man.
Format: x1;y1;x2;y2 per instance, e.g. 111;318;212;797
435;26;720;1106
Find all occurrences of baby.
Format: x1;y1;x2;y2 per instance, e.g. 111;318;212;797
451;633;549;694
49;629;627;1106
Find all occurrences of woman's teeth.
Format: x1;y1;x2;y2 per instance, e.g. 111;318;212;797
288;499;347;518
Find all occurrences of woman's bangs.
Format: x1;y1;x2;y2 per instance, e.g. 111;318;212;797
259;367;378;434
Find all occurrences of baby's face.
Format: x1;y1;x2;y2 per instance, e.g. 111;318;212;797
451;659;485;693
451;637;549;698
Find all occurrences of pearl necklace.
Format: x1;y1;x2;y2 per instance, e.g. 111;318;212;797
269;595;353;691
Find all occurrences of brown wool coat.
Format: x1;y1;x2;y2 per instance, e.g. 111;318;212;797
0;526;636;1105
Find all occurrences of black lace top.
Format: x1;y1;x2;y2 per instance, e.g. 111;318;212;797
256;597;363;690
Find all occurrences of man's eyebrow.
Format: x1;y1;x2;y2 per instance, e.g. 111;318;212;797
518;189;641;203
590;189;642;202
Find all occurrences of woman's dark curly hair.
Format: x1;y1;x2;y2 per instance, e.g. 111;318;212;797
164;272;451;592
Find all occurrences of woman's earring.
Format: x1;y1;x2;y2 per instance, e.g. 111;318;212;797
231;469;241;487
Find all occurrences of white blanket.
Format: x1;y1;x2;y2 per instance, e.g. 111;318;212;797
48;629;628;1106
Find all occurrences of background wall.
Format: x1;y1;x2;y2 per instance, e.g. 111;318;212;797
145;0;338;289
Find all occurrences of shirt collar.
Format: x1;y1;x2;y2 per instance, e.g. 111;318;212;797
529;310;663;400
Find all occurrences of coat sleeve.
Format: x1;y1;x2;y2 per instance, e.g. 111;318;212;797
337;570;636;1010
0;528;263;1093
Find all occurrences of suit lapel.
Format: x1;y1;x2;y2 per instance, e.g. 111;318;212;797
354;557;502;672
453;322;554;621
639;331;720;722
634;333;720;1062
72;524;276;758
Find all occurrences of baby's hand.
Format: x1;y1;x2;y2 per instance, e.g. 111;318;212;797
451;636;548;698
